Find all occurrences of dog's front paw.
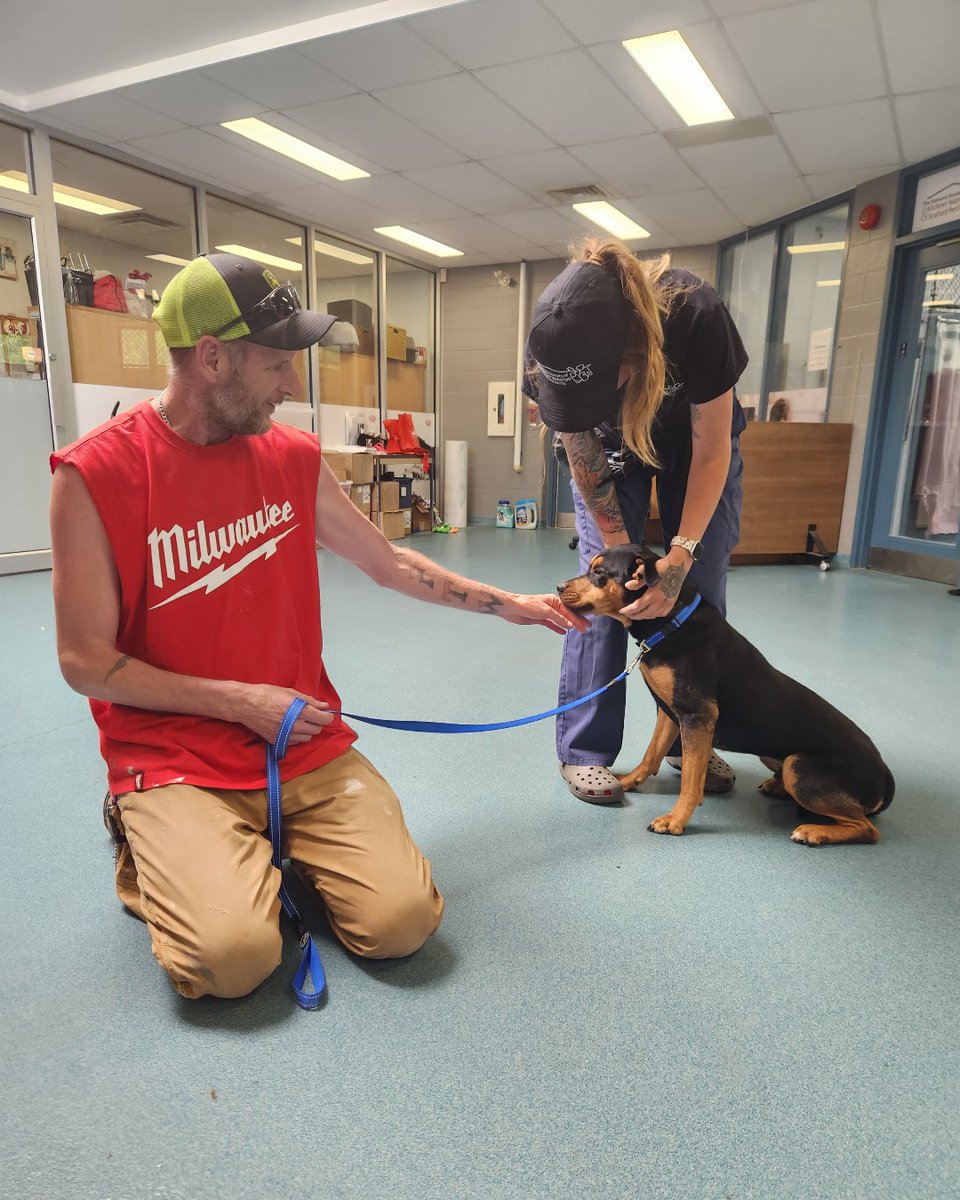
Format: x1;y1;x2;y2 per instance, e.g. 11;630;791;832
648;813;687;836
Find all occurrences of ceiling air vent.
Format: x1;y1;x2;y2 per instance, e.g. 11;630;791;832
108;211;180;228
546;184;607;203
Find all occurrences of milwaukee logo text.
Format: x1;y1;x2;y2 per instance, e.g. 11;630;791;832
147;499;297;607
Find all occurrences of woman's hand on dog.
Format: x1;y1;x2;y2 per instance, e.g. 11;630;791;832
505;594;591;635
620;552;690;619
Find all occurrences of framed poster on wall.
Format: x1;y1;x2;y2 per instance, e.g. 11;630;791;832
0;241;17;280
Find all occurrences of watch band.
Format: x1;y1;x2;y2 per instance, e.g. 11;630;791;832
670;535;702;561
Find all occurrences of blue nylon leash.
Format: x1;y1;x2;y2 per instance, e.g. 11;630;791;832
335;593;703;734
266;696;326;1010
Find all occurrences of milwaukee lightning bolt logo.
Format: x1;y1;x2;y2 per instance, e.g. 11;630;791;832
147;498;299;610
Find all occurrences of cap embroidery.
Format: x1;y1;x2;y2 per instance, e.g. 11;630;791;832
538;362;593;386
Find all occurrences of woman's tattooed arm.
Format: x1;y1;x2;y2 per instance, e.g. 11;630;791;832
560;431;629;545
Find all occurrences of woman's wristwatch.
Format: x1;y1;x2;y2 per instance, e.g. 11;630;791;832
670;535;703;562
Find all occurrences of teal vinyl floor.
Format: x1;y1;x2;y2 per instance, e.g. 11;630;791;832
2;527;958;1200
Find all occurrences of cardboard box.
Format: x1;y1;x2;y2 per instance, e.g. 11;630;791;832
386;324;407;360
376;511;406;541
412;504;434;532
327;298;373;328
323;450;351;481
350;484;372;516
377;480;401;512
322;448;374;484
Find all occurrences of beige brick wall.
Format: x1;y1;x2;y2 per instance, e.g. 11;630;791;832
831;171;899;553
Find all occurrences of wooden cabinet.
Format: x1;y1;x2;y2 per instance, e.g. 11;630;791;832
734;422;853;559
318;348;427;411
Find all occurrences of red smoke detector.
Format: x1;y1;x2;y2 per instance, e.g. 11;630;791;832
858;204;881;231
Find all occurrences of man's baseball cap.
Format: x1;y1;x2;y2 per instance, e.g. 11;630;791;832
153;252;338;350
527;260;630;432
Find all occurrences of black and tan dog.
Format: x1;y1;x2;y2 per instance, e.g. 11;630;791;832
557;545;894;846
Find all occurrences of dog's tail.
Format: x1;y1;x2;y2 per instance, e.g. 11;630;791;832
867;763;895;815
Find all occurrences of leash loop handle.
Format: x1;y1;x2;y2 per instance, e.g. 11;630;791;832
267;697;326;1010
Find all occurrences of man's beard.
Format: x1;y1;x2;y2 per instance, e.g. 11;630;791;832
201;371;272;438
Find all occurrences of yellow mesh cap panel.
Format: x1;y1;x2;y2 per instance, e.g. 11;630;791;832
152;257;248;348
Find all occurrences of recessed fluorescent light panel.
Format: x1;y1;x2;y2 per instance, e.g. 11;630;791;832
816;279;841;287
286;236;373;265
0;170;139;215
146;253;192;267
374;226;464;258
221;118;369;181
215;244;303;273
572;201;650;240
623;31;733;126
786;241;846;255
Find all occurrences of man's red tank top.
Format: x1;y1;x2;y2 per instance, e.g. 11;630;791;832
50;401;356;795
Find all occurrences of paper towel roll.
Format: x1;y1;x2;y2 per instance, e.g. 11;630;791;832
444;440;468;527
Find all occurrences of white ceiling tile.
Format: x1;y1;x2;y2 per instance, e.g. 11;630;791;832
278;93;465;172
626;189;740;237
805;164;902;204
708;0;802;13
257;182;394;233
417;215;542;254
542;0;712;44
373;75;555;159
774;100;900;175
476;51;650;145
723;0;887;112
714;176;816;226
482;147;602;194
680;134;800;187
125;128;317;193
118;73;263;126
568;133;704;196
37;94;186;142
407;0;576;68
297;21;460;90
489;206;591;244
586;43;685;134
204;48;357;110
333;173;473;222
894;88;960;165
401;162;539;214
878;0;960;94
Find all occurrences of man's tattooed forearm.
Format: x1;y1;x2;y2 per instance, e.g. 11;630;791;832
659;563;687;601
441;579;469;604
477;594;504;615
104;655;129;684
412;565;435;589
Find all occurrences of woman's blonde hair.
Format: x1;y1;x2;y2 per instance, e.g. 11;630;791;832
570;237;688;467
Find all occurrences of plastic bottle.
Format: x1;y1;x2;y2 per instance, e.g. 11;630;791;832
496;500;515;528
514;499;538;529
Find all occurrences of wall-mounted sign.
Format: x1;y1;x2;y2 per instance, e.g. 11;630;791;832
913;163;960;232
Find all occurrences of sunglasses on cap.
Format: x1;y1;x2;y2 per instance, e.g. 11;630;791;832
209;282;302;339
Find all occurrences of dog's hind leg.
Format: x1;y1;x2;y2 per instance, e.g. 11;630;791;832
780;755;881;846
616;706;678;792
758;756;790;799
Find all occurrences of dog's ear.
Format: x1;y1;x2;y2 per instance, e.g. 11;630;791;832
632;550;662;589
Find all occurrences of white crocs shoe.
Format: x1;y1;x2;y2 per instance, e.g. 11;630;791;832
665;752;735;794
560;763;625;805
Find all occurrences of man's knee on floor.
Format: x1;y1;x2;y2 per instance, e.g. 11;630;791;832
167;920;283;1000
338;888;444;960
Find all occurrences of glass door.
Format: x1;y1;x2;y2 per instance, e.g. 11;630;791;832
869;244;960;571
0;206;56;557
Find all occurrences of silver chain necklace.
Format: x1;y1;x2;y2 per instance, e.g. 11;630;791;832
157;391;171;427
